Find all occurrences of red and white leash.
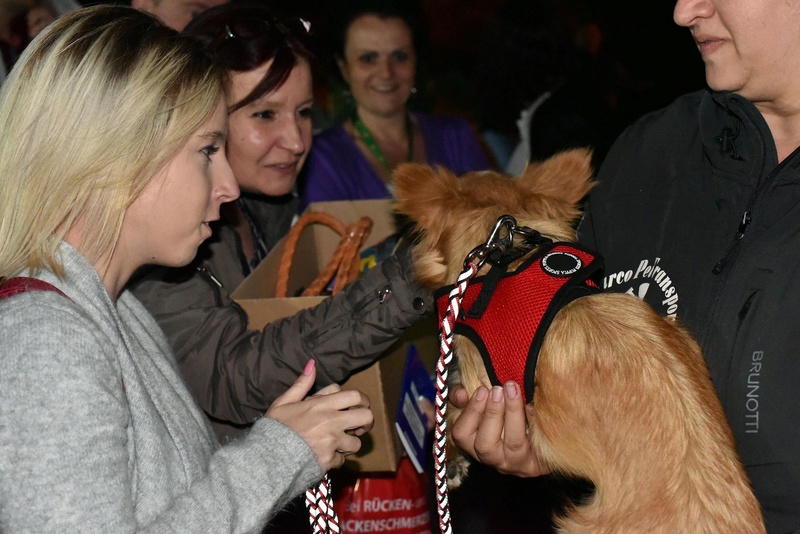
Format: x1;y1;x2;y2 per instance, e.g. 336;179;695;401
434;262;479;534
304;219;507;534
305;474;340;533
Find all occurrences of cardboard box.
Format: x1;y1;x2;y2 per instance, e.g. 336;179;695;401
232;199;437;473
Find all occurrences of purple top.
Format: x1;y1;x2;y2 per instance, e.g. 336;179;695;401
299;112;490;211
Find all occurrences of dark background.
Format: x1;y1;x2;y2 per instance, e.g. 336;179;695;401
281;0;707;135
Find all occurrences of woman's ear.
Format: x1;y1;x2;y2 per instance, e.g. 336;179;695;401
336;57;349;86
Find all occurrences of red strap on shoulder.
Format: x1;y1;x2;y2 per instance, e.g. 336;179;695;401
0;277;68;300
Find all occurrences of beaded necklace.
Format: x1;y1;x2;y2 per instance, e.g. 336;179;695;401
352;111;414;171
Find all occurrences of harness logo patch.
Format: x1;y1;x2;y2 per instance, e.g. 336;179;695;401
541;251;582;277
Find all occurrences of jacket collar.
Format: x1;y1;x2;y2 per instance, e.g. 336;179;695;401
700;90;778;180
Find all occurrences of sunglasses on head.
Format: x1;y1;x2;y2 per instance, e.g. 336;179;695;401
218;16;311;44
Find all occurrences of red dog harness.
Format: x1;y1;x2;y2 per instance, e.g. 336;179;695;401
435;242;603;404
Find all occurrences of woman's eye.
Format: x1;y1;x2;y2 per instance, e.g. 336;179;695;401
358;52;378;65
392;51;411;63
299;106;314;119
201;144;220;160
253;110;276;120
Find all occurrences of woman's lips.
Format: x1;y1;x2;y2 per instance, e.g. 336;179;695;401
694;34;724;57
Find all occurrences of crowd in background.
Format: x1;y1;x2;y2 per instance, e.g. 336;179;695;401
1;0;706;160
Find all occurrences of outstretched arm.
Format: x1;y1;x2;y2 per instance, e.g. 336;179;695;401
129;243;432;426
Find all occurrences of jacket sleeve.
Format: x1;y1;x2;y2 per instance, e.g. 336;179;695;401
128;243;433;426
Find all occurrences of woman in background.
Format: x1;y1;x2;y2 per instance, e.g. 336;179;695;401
298;0;489;211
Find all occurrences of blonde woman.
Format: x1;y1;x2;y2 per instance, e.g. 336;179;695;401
0;6;372;531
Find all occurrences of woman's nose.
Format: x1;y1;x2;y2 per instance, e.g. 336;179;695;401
376;57;393;78
214;155;240;204
674;0;714;28
281;119;306;156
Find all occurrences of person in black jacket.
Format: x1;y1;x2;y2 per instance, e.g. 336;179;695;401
449;0;800;531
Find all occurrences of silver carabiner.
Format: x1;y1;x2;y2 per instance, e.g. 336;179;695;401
462;215;519;269
486;215;517;250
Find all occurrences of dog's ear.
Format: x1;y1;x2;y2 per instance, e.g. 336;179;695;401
393;163;459;232
518;148;595;208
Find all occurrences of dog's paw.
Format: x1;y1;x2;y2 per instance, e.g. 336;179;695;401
446;452;471;489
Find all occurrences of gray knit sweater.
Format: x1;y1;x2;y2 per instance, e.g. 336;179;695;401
0;243;321;532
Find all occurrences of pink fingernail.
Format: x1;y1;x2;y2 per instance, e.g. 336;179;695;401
474;387;488;401
504;381;518;399
303;360;315;376
491;386;503;402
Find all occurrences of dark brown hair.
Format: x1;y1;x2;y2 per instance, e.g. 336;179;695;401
182;2;314;113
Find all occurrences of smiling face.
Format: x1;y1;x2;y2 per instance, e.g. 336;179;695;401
673;0;800;102
122;99;239;268
338;14;416;119
225;59;314;197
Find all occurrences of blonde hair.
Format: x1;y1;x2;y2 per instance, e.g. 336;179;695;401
0;5;227;280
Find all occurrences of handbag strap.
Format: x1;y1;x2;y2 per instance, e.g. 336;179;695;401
277;211;373;298
0;276;68;300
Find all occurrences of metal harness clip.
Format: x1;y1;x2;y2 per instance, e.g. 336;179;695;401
463;215;546;269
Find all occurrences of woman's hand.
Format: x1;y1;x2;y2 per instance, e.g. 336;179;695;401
267;360;374;472
449;381;549;478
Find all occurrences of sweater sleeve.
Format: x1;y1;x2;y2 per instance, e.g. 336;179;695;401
0;298;135;532
0;295;320;533
129;243;433;427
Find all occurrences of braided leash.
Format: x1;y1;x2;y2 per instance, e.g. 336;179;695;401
434;262;479;534
305;474;341;534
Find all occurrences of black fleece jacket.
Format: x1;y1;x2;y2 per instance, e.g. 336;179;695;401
579;89;800;533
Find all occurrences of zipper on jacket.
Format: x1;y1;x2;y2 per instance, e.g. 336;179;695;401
712;210;752;274
196;265;226;308
197;265;223;288
196;265;250;324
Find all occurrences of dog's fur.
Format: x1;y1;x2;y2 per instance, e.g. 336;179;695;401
392;149;765;534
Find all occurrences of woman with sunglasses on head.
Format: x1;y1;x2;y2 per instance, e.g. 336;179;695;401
128;1;432;442
297;0;490;211
0;6;373;531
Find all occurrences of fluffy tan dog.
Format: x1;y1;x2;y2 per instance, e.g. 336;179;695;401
392;148;765;534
